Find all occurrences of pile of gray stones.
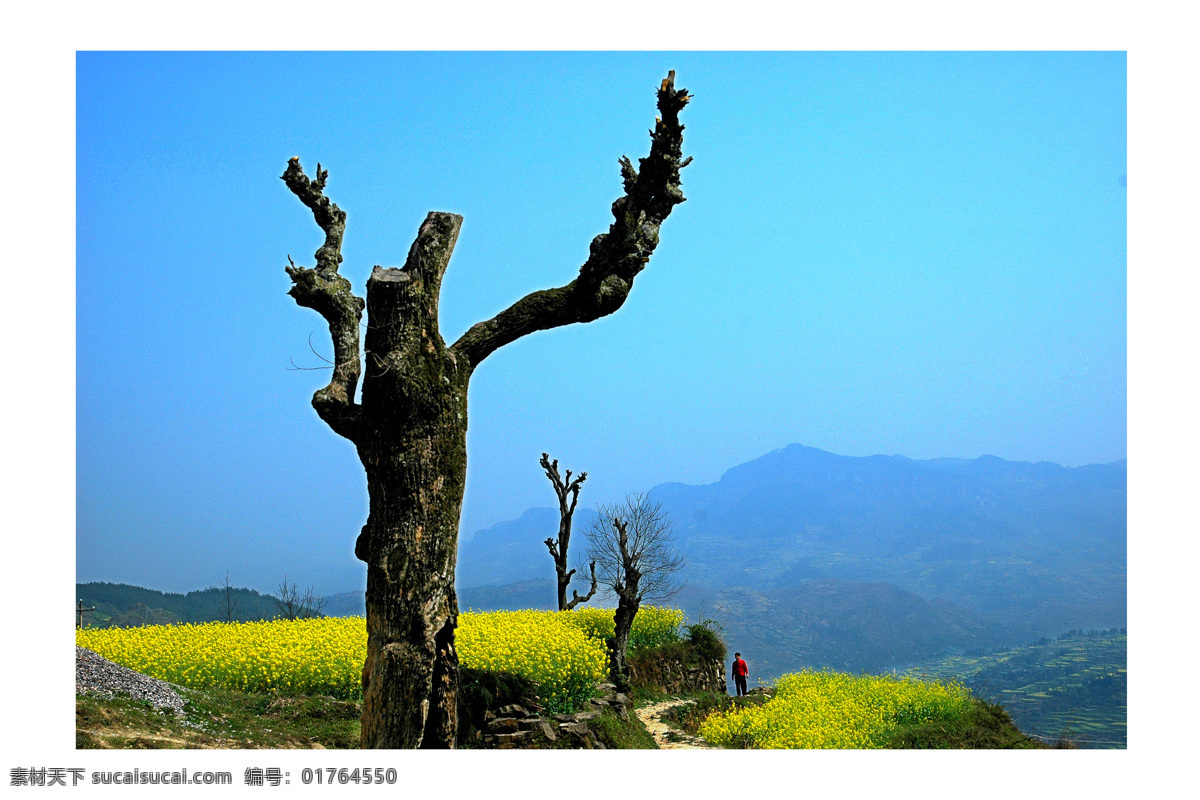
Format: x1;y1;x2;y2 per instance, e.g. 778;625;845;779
477;682;632;749
75;646;188;717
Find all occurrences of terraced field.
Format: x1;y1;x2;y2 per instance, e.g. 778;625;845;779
909;631;1126;748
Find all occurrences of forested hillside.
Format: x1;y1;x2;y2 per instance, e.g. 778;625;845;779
77;582;279;627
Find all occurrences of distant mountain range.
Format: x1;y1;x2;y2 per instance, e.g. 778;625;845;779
457;444;1126;654
81;444;1125;681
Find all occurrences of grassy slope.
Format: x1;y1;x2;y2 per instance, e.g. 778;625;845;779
76;689;360;750
77;687;658;750
886;699;1046;749
577;709;659;750
655;689;1045;749
78;682;1038;750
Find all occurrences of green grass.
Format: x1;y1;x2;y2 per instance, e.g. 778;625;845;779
629;685;673;705
589;708;659;750
885;698;1046;749
78;679;657;750
661;691;773;736
76;688;360;749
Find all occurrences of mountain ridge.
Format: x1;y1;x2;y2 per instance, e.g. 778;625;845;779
457;443;1126;644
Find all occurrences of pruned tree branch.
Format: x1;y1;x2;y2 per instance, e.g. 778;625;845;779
282;157;366;441
565;561;598;610
540;452;592;611
451;72;691;371
540;453;587;514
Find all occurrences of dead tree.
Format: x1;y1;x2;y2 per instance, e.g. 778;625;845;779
274;575;327;621
586;492;684;692
540;453;598;611
280;73;691;747
218;570;240;623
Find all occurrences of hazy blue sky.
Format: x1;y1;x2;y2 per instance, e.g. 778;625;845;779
76;51;1125;594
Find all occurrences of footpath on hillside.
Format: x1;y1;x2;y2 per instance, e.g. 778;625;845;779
634;699;716;750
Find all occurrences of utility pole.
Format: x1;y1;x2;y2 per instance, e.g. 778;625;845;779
76;599;96;629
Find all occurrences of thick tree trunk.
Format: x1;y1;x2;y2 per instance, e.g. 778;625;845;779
610;595;639;693
352;213;469;749
539;453;587;612
280;72;690;749
554;518;571;612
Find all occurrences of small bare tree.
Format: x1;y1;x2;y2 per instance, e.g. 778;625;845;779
218;570;240;623
274;575;327;621
540;453;598;611
586;492;684;691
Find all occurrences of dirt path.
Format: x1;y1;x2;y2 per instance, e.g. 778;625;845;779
634;699;717;750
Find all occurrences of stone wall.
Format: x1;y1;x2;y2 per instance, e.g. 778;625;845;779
628;652;727;695
467;649;729;749
473;682;633;749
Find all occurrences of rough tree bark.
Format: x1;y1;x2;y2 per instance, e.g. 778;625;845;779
280;73;691;747
609;518;640;693
540;452;598;611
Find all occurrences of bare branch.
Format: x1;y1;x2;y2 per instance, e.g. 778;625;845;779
218;570;240;623
565;561;599;610
541;452;591;610
282;157;366;441
586;492;684;689
274;574;326;621
540;452;588;513
586;492;684;605
451;72;691;371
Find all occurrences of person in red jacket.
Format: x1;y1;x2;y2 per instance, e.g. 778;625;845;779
732;652;749;696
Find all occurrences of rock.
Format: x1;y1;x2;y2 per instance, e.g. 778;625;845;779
613;693;630;706
497;704;529;718
488;717;521;733
558;722;589;736
573;710;601;722
75;647;187;717
493;731;531;743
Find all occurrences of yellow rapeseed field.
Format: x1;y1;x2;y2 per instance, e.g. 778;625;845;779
699;669;972;749
77;617;365;699
457;610;607;711
76;606;683;710
559;606;684;649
